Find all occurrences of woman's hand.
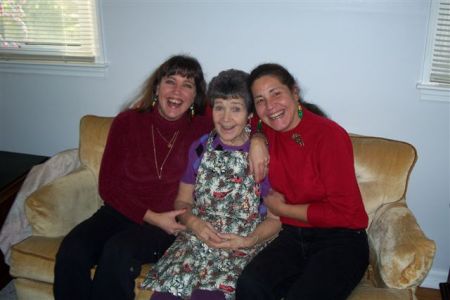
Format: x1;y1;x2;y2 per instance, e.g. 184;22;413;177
249;133;269;182
209;233;256;250
265;190;309;223
264;190;288;217
188;217;223;246
143;209;187;235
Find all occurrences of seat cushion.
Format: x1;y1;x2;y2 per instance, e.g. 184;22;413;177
14;278;54;300
10;236;154;298
347;278;415;300
10;236;62;284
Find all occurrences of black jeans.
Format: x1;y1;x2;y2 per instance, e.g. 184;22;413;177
236;225;369;300
53;205;175;300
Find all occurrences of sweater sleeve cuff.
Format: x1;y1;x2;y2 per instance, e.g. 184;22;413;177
306;203;323;227
127;204;148;224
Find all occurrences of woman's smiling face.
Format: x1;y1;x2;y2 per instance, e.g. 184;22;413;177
212;97;250;146
156;74;196;121
252;75;301;132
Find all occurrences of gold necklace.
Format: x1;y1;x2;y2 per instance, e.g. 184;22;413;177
156;127;178;148
151;125;180;179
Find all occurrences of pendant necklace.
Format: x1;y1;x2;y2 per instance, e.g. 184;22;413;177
152;125;180;179
156;127;178;148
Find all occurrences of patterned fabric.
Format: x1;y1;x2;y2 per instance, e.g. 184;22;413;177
142;131;266;299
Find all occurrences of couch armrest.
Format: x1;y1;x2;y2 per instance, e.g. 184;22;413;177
368;202;436;289
25;166;103;237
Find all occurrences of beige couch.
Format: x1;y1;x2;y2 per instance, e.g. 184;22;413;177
10;115;436;300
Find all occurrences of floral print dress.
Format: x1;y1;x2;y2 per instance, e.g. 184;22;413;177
142;132;266;299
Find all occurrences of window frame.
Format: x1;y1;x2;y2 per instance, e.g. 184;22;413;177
417;0;450;102
0;0;108;77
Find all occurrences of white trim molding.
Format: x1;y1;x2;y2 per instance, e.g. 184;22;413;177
417;83;450;102
0;61;109;77
420;268;449;289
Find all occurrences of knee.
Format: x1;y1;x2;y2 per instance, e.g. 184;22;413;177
97;238;140;276
56;235;89;266
100;238;132;263
235;271;260;297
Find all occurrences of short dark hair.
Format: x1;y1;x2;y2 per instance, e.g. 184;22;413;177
248;63;327;118
207;69;253;113
137;55;206;115
248;63;298;97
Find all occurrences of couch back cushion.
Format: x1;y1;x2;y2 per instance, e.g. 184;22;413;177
350;135;417;221
79;115;114;179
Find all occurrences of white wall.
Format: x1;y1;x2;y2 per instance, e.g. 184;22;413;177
0;0;448;288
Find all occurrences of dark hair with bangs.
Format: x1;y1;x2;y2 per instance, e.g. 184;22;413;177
207;69;253;113
136;55;206;115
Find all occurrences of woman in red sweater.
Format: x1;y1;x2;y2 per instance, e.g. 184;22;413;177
53;55;268;300
236;63;369;300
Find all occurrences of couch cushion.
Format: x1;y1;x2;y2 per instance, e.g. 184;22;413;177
14;278;54;300
347;278;414;300
10;236;62;284
25;167;102;237
79;115;114;179
350;135;416;222
11;236;414;300
10;236;154;298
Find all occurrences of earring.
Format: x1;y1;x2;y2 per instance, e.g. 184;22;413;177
152;95;158;107
298;103;303;120
245;119;252;135
257;119;263;133
190;105;195;117
292;103;304;146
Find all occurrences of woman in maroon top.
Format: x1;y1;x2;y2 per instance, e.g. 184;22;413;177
236;63;369;300
53;55;268;300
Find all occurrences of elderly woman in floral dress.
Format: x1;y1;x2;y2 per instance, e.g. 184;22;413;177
142;69;281;300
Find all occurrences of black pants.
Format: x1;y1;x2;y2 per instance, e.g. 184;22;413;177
53;205;175;300
236;225;369;300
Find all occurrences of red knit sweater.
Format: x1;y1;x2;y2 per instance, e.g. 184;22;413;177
98;109;211;224
263;108;368;229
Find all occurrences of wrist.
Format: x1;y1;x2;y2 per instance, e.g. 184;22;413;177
143;209;158;225
251;132;268;146
185;215;199;230
246;235;259;247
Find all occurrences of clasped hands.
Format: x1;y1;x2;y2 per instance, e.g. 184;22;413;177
150;209;253;249
188;218;255;250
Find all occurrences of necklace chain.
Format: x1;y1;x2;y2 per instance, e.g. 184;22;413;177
156;127;178;148
152;125;180;179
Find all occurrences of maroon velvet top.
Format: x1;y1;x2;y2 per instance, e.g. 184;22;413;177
262;108;368;229
98;109;212;224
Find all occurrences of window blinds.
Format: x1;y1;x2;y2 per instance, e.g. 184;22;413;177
430;1;450;85
0;0;98;63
